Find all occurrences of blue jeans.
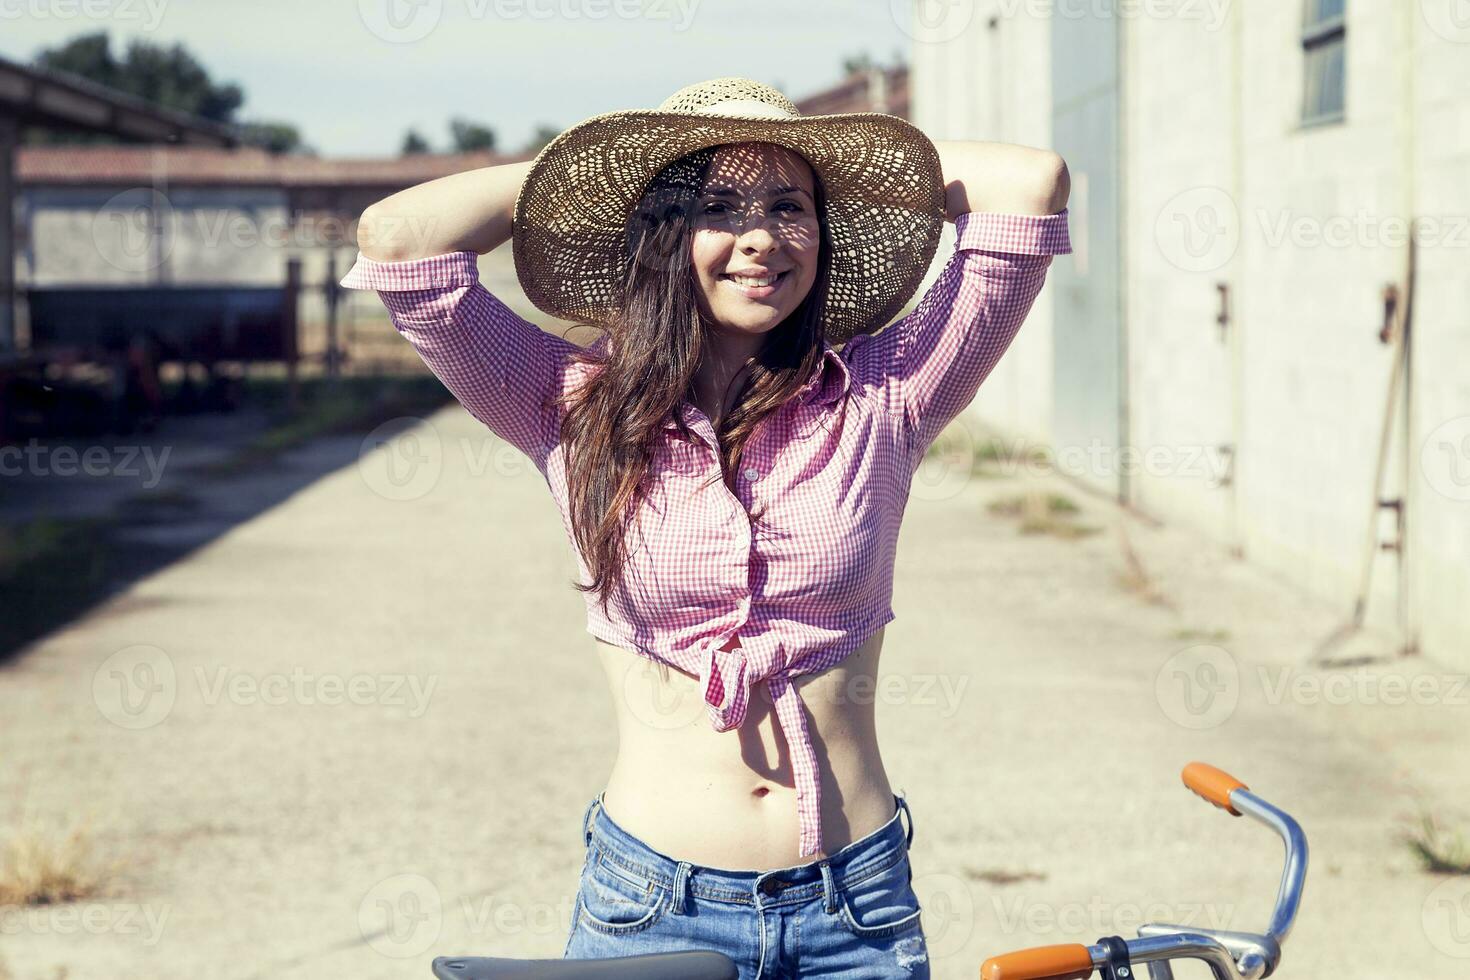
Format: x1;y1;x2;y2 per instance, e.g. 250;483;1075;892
563;792;930;979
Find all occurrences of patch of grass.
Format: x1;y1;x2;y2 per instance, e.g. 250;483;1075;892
196;374;450;477
961;866;1047;885
987;490;1100;539
1116;524;1172;607
973;437;1049;470
1172;627;1232;643
923;431;1051;482
1402;812;1470;875
0;516;122;655
0;818;118;906
118;487;202;513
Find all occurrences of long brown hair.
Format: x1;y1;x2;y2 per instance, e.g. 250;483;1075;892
554;143;834;612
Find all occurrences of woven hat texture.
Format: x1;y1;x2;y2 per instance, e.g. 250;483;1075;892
511;76;946;343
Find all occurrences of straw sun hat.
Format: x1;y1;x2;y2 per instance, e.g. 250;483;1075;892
511;76;946;343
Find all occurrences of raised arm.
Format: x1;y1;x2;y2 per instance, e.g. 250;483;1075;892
343;158;581;475
357;159;534;260
847;140;1072;466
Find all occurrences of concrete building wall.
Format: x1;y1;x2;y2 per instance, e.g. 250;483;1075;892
912;0;1470;669
908;4;1058;447
1403;7;1470;666
18;186;373;359
21;186;295;286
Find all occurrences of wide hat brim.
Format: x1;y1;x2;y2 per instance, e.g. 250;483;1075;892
511;108;946;344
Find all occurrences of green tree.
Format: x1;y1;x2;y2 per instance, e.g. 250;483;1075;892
239;121;306;154
449;118;496;152
34;31;242;121
519;123;561;156
24;30;304;152
401;129;431;155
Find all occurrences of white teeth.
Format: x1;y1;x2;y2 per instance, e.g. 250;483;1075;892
728;273;780;287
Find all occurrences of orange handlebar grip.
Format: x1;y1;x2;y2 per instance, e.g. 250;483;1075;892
981;944;1095;980
1182;761;1247;816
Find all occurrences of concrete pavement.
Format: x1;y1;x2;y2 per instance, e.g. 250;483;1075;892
1;402;1466;979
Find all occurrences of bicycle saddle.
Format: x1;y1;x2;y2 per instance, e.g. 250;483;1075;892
431;951;739;980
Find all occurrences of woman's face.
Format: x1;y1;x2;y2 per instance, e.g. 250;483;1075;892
689;142;821;339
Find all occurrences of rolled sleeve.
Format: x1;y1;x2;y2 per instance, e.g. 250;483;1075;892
954;207;1074;264
339;249;483;322
849;208;1072;464
340;249;577;474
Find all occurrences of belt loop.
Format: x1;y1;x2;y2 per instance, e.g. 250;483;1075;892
580;793;602;848
818;859;838;915
670;861;693;916
896;792;914;848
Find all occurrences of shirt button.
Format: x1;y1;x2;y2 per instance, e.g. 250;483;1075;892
743;467;759;481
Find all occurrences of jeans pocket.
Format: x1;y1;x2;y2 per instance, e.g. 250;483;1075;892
576;852;667;936
837;853;924;940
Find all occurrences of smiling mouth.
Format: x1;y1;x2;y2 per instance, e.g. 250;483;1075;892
721;270;790;298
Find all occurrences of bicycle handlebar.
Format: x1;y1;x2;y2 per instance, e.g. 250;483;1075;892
1182;761;1247;816
979;944;1093;980
980;762;1308;980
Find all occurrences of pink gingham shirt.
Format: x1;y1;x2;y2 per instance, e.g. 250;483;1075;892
341;208;1072;857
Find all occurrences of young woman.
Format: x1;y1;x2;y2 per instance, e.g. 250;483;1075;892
343;77;1070;979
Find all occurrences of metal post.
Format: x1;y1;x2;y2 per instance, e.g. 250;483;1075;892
0;115;17;353
284;257;300;412
325;250;340;379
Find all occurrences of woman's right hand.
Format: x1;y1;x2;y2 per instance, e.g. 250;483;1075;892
357;158;536;261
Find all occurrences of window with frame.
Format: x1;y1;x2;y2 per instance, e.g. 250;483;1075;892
1302;0;1346;125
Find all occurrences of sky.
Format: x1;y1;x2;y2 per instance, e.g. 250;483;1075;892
0;0;916;157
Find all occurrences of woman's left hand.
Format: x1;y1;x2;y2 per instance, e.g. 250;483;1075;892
932;139;1071;220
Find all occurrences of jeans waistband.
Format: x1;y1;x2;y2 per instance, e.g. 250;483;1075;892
576;792;915;912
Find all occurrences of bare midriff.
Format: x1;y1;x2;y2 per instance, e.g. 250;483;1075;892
590;626;896;870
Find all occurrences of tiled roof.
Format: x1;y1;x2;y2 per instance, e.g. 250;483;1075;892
794;66;909;119
16;145;529;187
15;67;908;189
